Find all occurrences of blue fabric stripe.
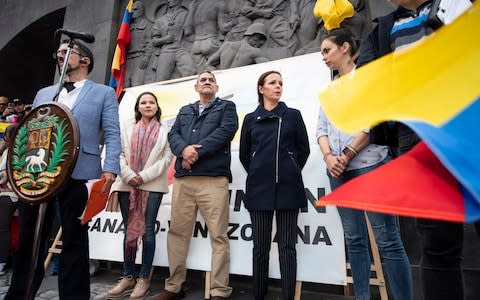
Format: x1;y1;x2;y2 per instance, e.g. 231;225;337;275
122;10;132;24
122;0;133;24
109;74;118;89
405;97;480;222
463;186;480;223
391;13;429;35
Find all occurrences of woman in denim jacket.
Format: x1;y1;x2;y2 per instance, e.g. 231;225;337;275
317;28;412;300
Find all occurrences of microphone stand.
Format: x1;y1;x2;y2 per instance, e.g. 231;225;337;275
24;37;75;300
52;38;76;102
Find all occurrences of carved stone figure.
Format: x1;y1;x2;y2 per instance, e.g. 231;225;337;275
296;0;320;49
207;23;269;70
230;23;269;68
149;0;196;82
241;0;299;59
294;26;328;56
218;0;252;42
184;0;223;71
125;1;152;87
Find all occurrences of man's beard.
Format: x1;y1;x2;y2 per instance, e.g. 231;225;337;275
64;63;80;75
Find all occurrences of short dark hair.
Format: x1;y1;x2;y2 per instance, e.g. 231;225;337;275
196;71;217;83
61;39;95;73
134;91;161;122
322;28;358;57
256;70;281;106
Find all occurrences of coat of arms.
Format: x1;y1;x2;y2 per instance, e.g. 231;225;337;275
7;103;79;203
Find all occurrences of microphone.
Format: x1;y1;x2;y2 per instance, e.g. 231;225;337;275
56;29;95;43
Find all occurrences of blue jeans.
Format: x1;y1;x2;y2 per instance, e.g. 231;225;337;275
119;191;163;278
328;158;413;300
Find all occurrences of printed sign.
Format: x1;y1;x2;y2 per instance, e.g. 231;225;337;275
89;53;346;285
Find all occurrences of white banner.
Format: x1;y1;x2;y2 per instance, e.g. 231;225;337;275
89;53;346;285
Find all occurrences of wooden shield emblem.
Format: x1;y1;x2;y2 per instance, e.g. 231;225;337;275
7;103;80;204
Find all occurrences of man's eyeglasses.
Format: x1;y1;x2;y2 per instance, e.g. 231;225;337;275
53;49;82;59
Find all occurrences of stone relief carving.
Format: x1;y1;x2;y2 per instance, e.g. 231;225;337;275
147;0;196;82
123;0;368;87
241;0;299;60
296;0;321;50
206;22;269;70
184;0;225;72
219;0;252;42
125;1;153;87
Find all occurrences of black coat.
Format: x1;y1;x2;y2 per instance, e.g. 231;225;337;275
239;102;310;210
168;97;238;181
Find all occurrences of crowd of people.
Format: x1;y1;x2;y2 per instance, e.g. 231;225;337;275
0;96;31;124
0;95;32;277
0;125;18;277
0;1;477;300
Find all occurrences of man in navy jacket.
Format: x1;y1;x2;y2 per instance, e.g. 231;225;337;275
154;71;238;300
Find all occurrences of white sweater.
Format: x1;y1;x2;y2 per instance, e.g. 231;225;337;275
111;119;173;193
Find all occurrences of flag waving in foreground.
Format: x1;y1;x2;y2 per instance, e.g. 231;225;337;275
316;3;480;223
109;0;134;97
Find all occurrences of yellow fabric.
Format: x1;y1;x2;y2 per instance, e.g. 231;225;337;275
318;3;480;133
0;122;11;133
313;0;355;30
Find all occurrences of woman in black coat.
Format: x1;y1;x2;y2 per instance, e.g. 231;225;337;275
239;70;310;300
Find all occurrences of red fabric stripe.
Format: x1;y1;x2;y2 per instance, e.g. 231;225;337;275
316;142;465;222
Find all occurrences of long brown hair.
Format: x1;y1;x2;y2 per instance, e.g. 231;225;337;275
257;70;281;106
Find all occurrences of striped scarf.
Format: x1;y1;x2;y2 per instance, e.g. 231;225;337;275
125;118;160;260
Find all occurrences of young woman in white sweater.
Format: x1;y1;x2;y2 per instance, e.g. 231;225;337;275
107;92;173;299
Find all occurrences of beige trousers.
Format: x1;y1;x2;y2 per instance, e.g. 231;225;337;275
165;176;232;298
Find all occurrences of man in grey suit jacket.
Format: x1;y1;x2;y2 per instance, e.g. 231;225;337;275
6;39;121;300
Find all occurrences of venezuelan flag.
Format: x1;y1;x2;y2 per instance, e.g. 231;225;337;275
316;3;480;222
109;0;134;98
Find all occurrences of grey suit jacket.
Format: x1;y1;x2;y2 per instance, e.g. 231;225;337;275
33;80;121;179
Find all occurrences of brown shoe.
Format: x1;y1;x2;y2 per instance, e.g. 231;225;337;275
128;277;150;299
150;289;185;300
211;297;228;300
107;275;135;299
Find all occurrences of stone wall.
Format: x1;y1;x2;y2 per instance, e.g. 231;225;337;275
0;0;395;101
120;0;373;88
0;0;119;102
